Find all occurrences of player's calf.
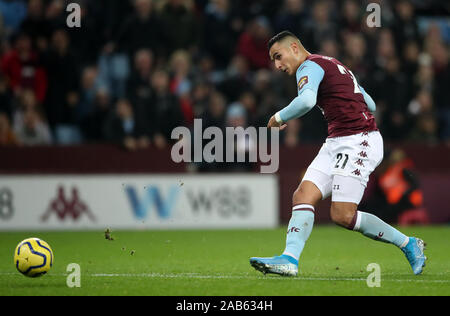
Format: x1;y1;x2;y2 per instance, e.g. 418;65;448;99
330;202;357;228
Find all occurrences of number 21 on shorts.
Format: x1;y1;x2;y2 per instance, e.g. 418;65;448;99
334;153;349;170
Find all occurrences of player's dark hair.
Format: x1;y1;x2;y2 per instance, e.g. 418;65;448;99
268;30;300;50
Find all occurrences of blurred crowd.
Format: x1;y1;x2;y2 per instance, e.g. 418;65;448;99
0;0;449;149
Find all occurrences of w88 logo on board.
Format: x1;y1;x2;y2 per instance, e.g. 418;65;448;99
0;188;13;220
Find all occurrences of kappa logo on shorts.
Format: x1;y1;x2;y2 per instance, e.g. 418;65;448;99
355;159;365;167
360;140;370;147
297;76;308;91
358;151;368;158
352;169;362;176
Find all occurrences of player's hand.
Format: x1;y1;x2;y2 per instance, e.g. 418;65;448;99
267;115;287;130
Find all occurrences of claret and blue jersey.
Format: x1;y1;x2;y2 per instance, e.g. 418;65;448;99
278;54;378;138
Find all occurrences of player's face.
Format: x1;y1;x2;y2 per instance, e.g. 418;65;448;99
269;41;299;76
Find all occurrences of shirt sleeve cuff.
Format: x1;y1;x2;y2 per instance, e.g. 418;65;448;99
274;112;283;124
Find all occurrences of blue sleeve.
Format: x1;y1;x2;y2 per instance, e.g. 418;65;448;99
359;85;376;112
278;60;324;123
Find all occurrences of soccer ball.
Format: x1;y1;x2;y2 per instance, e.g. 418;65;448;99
14;238;54;277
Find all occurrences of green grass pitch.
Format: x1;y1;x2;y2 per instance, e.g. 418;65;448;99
0;226;449;296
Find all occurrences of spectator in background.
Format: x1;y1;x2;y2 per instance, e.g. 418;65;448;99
94;0;163;100
428;35;450;141
168;50;194;125
238;90;258;126
44;0;66;29
339;0;362;36
361;148;429;225
19;0;51;52
191;80;213;118
149;69;185;148
12;88;37;126
402;40;420;100
342;33;370;83
302;0;337;52
237;16;272;69
373;55;410;140
374;28;397;71
0;32;47;103
219;54;252;102
409;113;439;144
158;0;201;56
413;53;434;93
273;0;306;35
0;112;19;146
104;98;149;151
82;88;111;142
201;90;226;129
392;0;420;55
231;0;280;22
169;50;193;98
97;46;130;100
77;66;99;125
402;40;420;77
100;0;134;50
252;69;279;125
359;3;382;63
194;53;225;85
408;90;439;144
126;49;154;112
112;0;162;59
0;73;13;119
408;89;434;118
203;0;242;68
0;13;4;47
43;29;79;133
252;69;272;104
0;0;27;37
224;102;256;172
197;90;227;172
318;38;340;60
14;106;52;145
65;0;104;66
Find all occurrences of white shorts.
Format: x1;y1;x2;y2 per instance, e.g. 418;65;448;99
301;131;384;204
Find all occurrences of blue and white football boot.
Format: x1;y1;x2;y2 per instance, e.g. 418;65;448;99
401;237;427;275
249;255;298;277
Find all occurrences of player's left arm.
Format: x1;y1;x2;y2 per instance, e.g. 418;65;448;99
269;60;325;128
358;85;376;113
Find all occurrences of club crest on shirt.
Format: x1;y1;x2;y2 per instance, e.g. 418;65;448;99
297;76;308;91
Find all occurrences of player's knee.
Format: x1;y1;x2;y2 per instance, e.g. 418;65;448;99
292;181;321;206
292;185;306;204
330;203;356;228
292;186;313;207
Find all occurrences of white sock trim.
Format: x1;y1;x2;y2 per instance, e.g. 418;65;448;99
400;236;410;248
282;252;299;261
292;204;315;212
354;211;362;231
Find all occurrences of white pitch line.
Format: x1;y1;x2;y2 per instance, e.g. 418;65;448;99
1;272;449;283
89;273;450;283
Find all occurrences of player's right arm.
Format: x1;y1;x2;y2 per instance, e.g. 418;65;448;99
273;60;325;125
